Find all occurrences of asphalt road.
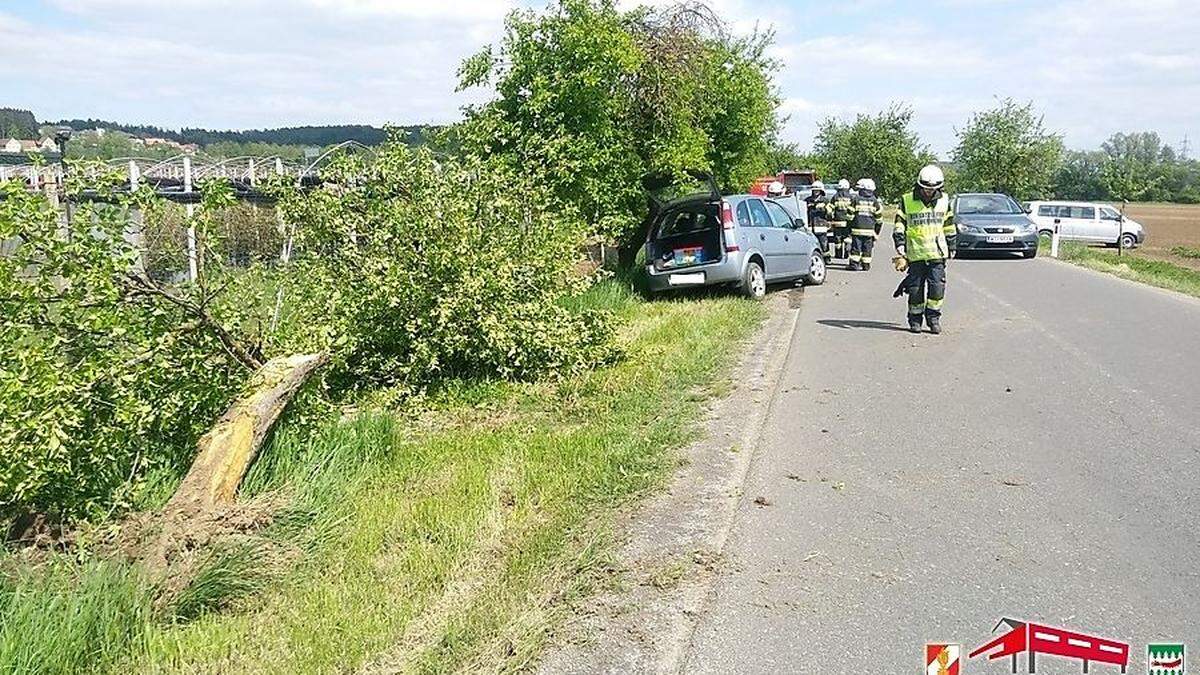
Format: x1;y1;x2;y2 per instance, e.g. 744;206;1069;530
682;256;1200;674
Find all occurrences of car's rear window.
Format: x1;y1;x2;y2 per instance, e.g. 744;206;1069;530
658;207;718;237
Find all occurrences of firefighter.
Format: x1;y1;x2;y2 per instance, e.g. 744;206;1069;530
830;179;854;259
893;164;956;334
848;178;883;271
803;180;833;261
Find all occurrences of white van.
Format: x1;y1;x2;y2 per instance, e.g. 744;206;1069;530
1026;201;1146;248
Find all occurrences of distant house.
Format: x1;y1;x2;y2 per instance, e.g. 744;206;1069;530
1;138;58;154
143;137;196;154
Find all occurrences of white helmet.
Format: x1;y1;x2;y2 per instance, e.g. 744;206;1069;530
837;179;851;191
857;178;876;192
767;180;785;196
917;164;945;191
811;180;825;192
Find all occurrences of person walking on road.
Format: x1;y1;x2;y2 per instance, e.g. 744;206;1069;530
848;178;883;271
804;180;833;261
893;165;956;334
830;179;854;260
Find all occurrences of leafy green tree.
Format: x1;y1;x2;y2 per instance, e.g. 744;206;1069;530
952;98;1063;199
0;108;38;139
1054;150;1108;200
456;0;779;246
765;140;829;178
813;104;932;201
1099;131;1175;201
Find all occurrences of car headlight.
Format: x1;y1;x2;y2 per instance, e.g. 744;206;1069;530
1018;222;1036;233
957;224;981;233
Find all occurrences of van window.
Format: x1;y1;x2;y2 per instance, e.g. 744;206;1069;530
764;201;794;228
1038;205;1056;217
736;201;752;227
748;199;773;228
1100;206;1121;220
1069;206;1095;220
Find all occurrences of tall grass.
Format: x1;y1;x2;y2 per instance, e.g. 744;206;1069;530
0;558;154;674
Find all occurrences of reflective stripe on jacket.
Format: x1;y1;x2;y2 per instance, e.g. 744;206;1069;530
851;191;883;237
894;191;956;262
830;190;854;223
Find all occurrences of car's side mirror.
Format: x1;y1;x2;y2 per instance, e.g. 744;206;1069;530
1023;206;1032;214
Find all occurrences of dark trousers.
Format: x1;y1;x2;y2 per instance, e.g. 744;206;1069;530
831;225;850;256
813;230;829;257
905;260;946;324
849;235;875;267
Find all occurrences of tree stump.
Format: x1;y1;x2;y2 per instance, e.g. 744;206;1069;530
165;353;328;514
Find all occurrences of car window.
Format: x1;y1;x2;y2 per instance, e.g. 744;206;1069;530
658;208;716;237
1068;206;1095;219
735;201;751;227
1100;206;1121;220
764;200;794;228
748;199;772;228
956;194;1023;214
1038;205;1055;217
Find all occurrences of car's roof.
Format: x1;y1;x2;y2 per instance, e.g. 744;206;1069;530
956;192;1015;197
1028;200;1106;206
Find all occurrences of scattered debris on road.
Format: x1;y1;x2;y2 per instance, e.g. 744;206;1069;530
753;496;772;507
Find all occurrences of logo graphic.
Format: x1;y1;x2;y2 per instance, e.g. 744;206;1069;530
1148;643;1185;674
927;644;962;675
969;617;1129;673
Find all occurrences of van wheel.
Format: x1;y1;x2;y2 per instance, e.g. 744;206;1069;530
1119;233;1136;250
804;251;826;285
741;261;766;300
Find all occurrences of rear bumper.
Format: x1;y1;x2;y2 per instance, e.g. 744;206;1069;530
646;257;742;292
955;231;1039;253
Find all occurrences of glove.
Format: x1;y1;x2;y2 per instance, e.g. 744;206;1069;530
892;256;908;273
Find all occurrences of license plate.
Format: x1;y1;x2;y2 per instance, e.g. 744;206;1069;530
668;272;705;286
986;235;1014;243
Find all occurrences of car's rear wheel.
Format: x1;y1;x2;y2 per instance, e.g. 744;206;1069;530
741;260;766;300
804;251;826;285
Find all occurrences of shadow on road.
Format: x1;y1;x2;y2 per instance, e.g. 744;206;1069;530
816;319;912;332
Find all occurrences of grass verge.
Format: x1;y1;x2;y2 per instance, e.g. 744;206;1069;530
1;279;765;674
1046;240;1200;299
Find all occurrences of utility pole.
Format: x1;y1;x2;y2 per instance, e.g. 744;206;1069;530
53;127;72;227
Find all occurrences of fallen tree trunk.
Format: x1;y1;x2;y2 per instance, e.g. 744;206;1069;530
166;352;329;514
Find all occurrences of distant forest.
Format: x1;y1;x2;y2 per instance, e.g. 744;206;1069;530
51;118;440;147
2;107;439;147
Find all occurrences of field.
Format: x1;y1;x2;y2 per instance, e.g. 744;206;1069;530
1117;202;1200;269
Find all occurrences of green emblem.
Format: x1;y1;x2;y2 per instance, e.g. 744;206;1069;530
1148;643;1185;675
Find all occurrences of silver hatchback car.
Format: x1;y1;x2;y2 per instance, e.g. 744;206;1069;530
643;173;826;299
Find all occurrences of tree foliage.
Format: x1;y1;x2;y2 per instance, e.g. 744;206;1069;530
813;104;931;201
456;0;779;241
0;108;38;139
952;98;1063;200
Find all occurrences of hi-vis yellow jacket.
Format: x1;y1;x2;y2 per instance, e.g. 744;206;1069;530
893;190;956;262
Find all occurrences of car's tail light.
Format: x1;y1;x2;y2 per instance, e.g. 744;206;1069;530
722;200;740;252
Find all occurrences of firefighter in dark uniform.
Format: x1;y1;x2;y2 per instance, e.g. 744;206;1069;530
830;178;854;260
893;164;956;334
848;178;883;271
803;180;833;261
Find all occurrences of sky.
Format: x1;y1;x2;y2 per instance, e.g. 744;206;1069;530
1;0;1197;157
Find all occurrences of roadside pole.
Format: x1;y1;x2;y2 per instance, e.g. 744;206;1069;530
184;156;198;282
1117;199;1128;258
1051;223;1060;258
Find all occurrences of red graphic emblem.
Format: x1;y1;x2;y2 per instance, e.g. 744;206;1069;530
969;617;1129;673
927;643;962;675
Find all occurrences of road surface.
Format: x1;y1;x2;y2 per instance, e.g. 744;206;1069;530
683;257;1200;673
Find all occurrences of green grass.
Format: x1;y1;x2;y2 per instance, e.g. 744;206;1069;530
1170;245;1200;260
1047;241;1200;298
0;279;765;674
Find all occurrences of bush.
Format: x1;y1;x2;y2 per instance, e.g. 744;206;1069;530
271;143;616;392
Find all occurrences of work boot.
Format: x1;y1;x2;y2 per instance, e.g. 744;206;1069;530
862;262;871;271
928;318;942;335
848;261;861;271
908;319;922;334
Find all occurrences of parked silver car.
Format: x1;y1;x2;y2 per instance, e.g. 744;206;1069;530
643;173;826;299
951;193;1040;258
